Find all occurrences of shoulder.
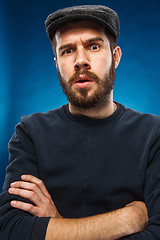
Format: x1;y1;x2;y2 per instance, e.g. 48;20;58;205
123;105;160;123
121;105;160;136
21;105;65;124
14;105;67;135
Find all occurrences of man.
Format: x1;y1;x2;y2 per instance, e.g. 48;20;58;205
0;5;160;240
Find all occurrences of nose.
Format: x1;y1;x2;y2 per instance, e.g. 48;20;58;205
74;48;91;71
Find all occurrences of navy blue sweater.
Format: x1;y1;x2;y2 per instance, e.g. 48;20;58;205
0;102;160;239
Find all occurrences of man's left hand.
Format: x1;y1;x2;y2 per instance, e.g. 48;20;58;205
8;175;61;218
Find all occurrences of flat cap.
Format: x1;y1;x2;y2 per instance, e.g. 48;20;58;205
45;5;120;42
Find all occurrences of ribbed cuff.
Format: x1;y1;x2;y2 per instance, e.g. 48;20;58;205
31;217;51;240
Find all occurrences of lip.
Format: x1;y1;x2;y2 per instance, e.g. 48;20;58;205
74;75;93;88
75;75;93;83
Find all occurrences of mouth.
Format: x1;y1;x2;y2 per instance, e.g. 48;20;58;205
74;75;93;88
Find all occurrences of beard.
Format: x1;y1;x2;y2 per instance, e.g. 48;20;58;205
57;60;115;109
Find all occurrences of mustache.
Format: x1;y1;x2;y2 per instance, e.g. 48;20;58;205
68;69;101;86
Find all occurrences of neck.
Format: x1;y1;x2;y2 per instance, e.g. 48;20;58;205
69;94;116;119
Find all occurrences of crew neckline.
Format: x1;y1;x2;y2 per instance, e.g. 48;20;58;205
62;102;125;126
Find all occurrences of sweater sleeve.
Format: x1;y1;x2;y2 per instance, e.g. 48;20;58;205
0;118;50;240
121;121;160;239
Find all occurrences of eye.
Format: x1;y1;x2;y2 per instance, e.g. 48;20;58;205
62;48;73;55
89;44;100;51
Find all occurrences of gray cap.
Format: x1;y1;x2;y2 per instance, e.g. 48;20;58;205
45;5;120;42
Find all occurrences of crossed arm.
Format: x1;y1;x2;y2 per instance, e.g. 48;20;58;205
8;175;148;240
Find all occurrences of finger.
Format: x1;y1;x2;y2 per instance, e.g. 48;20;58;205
8;188;41;206
10;181;46;201
21;175;51;199
10;200;38;216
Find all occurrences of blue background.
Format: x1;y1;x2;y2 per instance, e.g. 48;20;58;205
0;0;160;192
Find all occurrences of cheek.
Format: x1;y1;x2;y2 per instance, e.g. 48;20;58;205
57;59;73;81
92;55;112;77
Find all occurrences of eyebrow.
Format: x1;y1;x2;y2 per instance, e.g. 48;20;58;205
85;37;104;44
58;37;104;52
59;44;73;52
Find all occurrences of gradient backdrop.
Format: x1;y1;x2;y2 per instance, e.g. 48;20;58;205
0;0;160;192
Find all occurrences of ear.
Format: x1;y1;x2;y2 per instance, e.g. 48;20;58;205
113;46;122;69
54;57;58;69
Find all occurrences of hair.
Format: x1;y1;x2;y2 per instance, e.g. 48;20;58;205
52;37;57;57
104;30;117;52
51;21;117;58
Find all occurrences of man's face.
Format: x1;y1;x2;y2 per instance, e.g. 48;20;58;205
54;20;116;109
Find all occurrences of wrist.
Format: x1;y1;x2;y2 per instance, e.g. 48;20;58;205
51;210;62;218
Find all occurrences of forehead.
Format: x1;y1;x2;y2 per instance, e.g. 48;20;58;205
54;20;106;42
